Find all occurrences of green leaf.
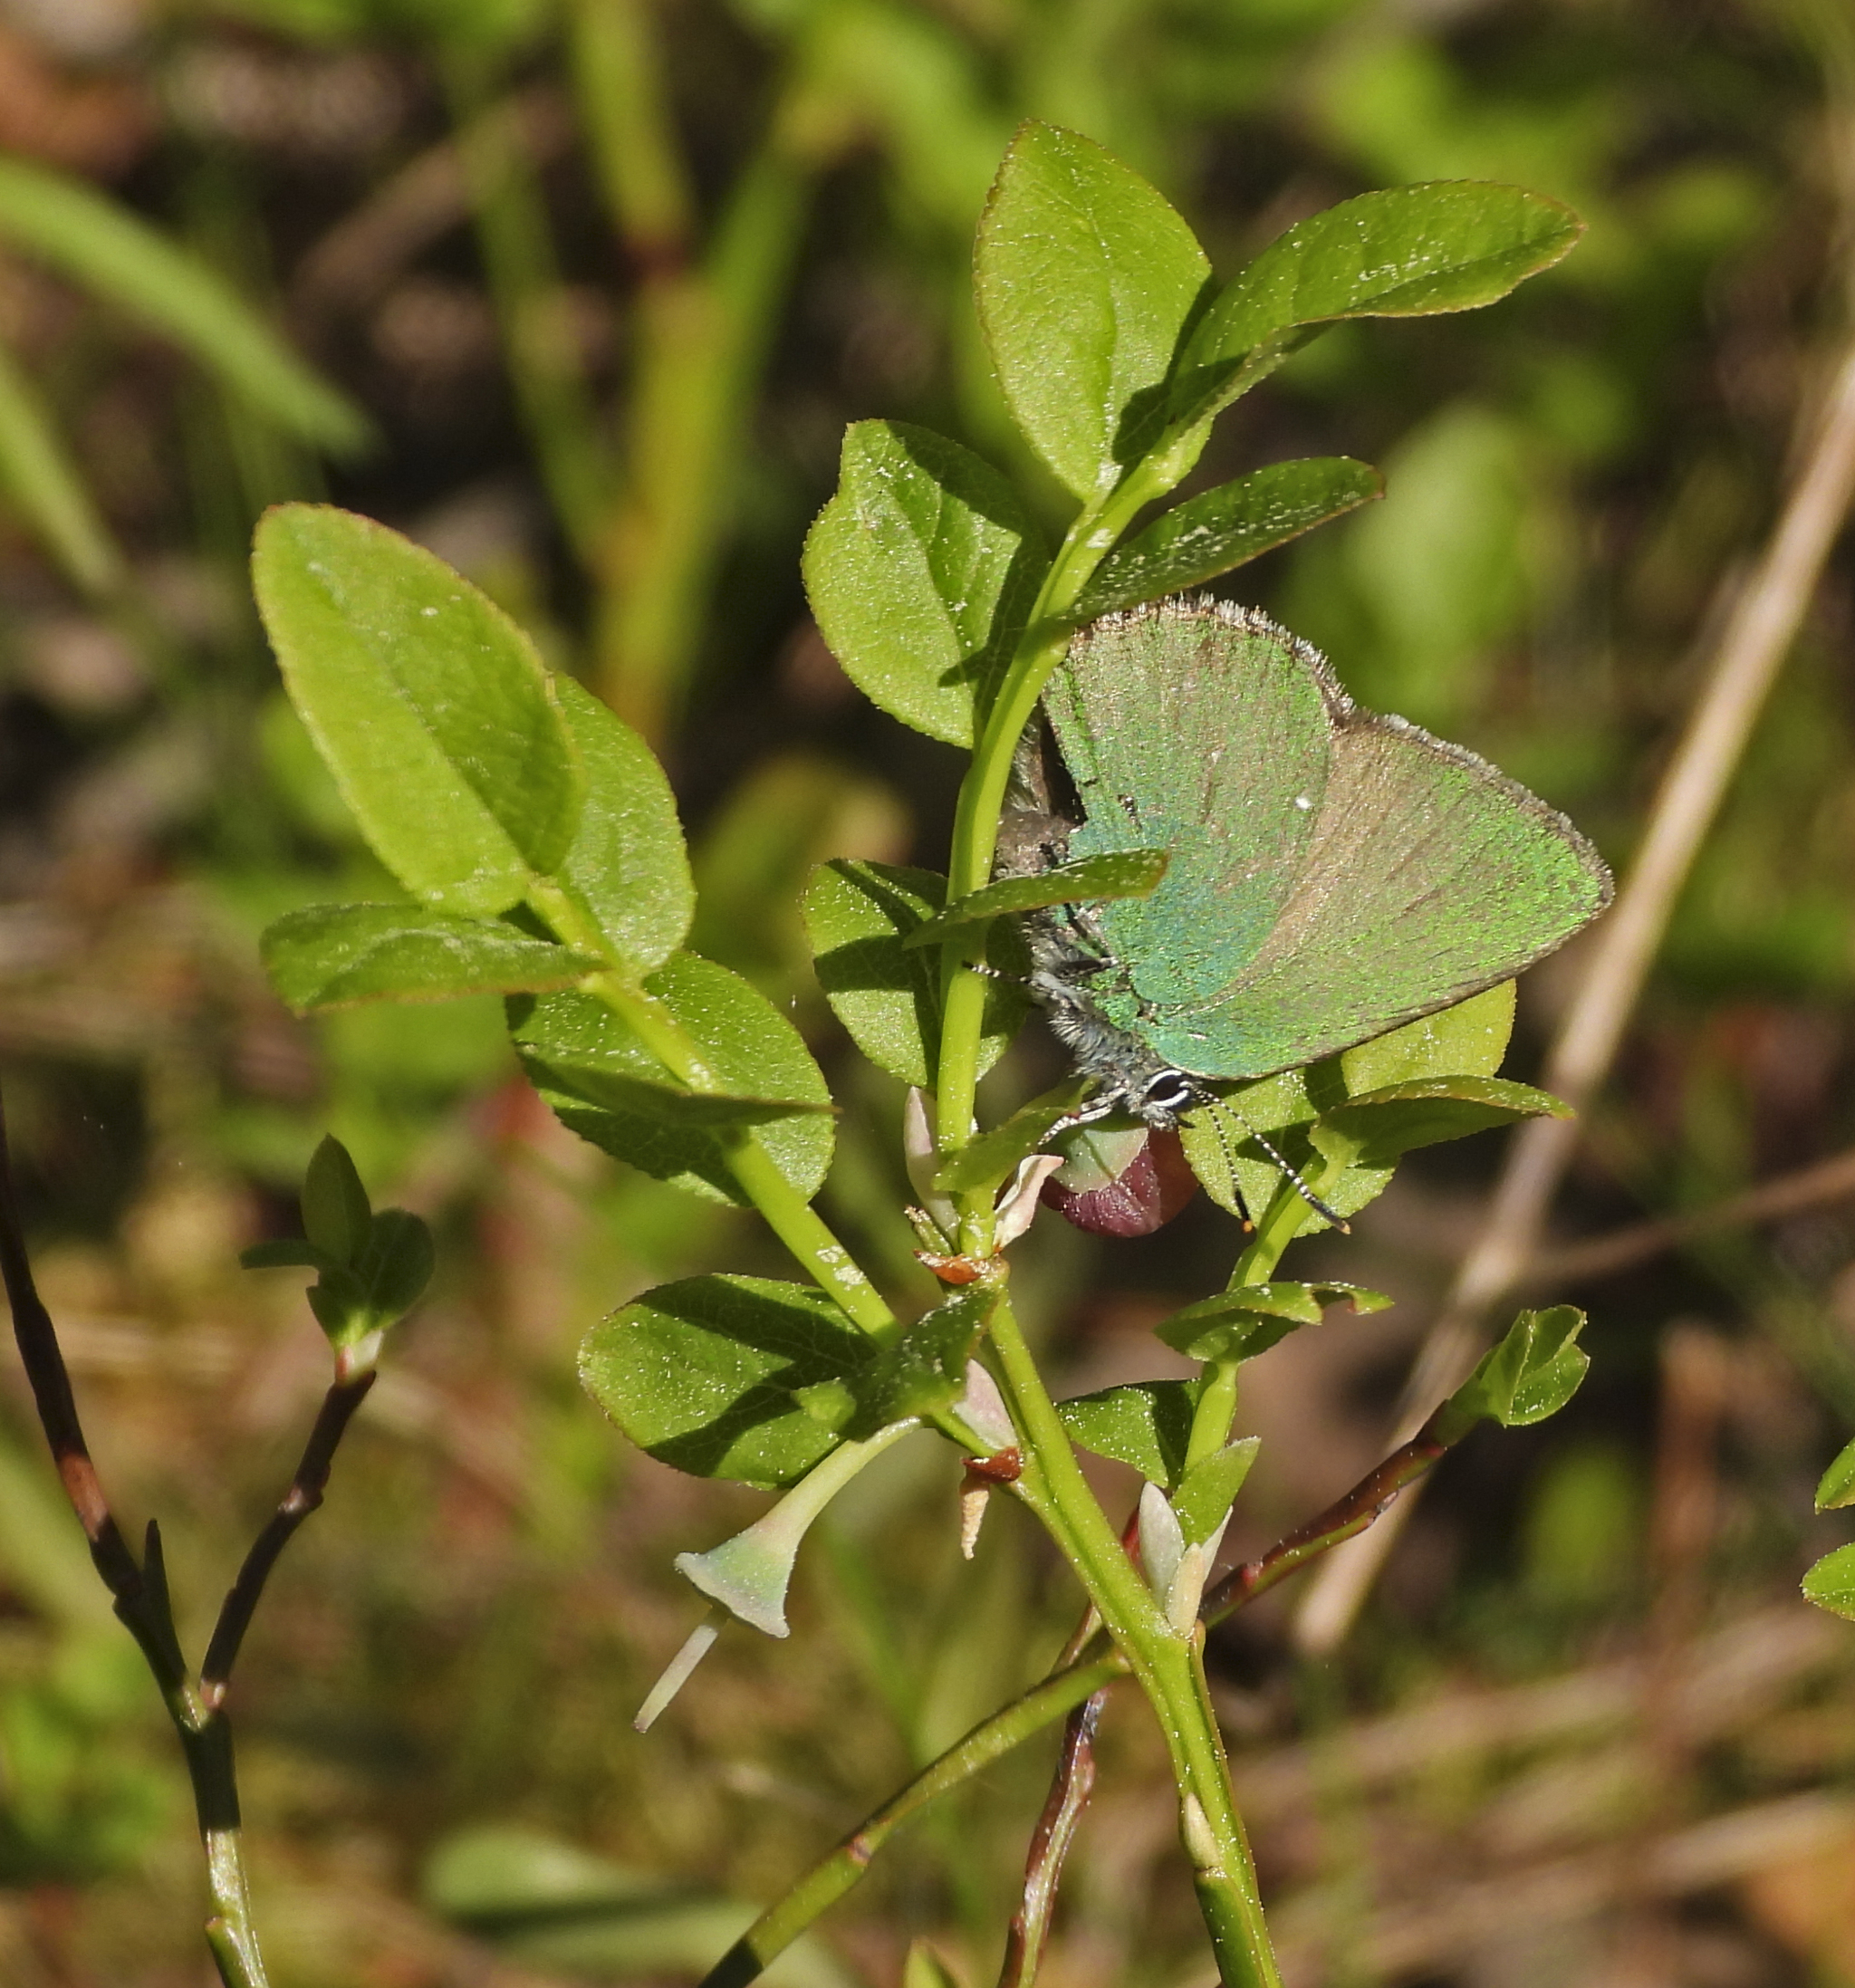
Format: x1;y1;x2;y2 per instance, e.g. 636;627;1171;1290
803;860;1027;1090
301;1134;371;1264
1173;1437;1260;1547
0;333;121;596
306;1206;436;1350
253;505;583;916
1338;980;1516;1091
1158;1282;1391;1364
803;420;1045;746
580;1275;877;1488
932;1082;1084;1196
1171;182;1583;433
1312;1075;1570;1169
0;157;368;454
511;955;835;1205
550;676;694;973
975;120;1209;499
1435;1305;1589;1445
855;1287;997;1429
242;1137;431;1350
1815;1436;1855;1513
262;905;600;1012
1179;983;1517;1235
1057;1378;1197;1486
1073;458;1381;617
355;1208;436;1324
1802;1542;1855;1622
905;849;1168;946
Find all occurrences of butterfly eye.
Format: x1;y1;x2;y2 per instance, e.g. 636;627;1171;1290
1139;1071;1197;1116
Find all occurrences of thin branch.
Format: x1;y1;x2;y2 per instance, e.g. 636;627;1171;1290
997;1690;1107;1988
0;1081;274;1987
693;1427;1459;1988
200;1369;377;1707
1202;1425;1448;1627
1293;322;1855;1658
0;1089;153;1635
697;1649;1129;1988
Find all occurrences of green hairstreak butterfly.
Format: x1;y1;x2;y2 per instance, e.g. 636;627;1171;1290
1000;597;1613;1138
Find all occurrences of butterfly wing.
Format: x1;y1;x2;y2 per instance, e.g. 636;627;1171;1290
1046;601;1338;1009
1147;708;1612;1080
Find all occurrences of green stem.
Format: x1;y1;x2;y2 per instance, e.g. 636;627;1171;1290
600;967;893;1334
1151;1635;1281;1988
987;1297;1167;1639
168;1671;269;1986
700;1648;1129;1988
197;1791;267;1988
203;1835;265;1988
934;466;1168;1204
1186;1362;1240;1471
989;1292;1280;1987
527;878;896;1335
1183;1150;1348;1474
693;1406;1455;1988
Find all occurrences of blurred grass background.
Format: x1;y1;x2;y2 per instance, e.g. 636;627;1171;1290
2;0;1855;1983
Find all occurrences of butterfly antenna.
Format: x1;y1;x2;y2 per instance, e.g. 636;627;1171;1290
1195;1095;1253;1228
1205;1095;1350;1233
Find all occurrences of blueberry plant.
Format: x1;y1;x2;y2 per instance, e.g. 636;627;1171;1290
5;123;1605;1987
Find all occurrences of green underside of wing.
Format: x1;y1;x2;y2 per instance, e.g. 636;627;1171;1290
1045;604;1611;1080
1047;605;1334;1009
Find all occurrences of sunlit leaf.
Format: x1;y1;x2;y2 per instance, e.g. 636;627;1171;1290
1172;1437;1260;1546
1057;1378;1197;1486
1435;1306;1590;1444
551;675;694;974
1815;1436;1855;1513
263;904;599;1011
803;420;1044;745
906;849;1168;945
254;506;583;915
1170;182;1583;432
1158;1282;1391;1364
1802;1542;1855;1622
580;1274;875;1488
1179;984;1517;1234
512;954;834;1205
975;120;1208;498
931;1083;1083;1196
1074;458;1381;617
1311;1074;1570;1169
